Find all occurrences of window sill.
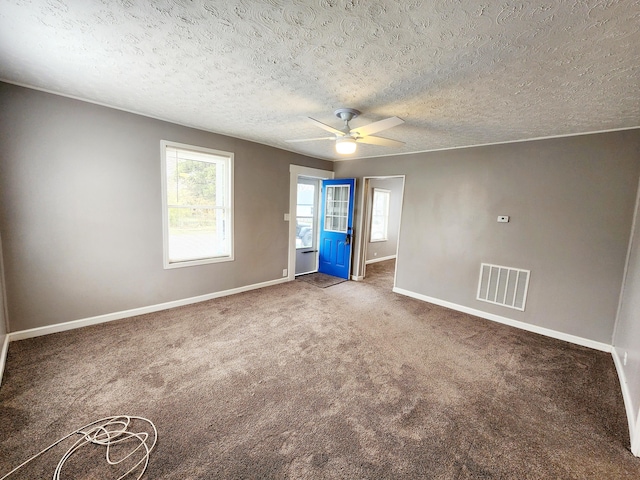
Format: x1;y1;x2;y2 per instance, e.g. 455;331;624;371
164;255;234;269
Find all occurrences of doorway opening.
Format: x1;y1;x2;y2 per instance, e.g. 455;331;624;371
288;165;334;281
355;176;405;286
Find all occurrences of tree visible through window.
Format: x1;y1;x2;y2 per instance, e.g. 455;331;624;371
370;188;390;242
161;141;233;268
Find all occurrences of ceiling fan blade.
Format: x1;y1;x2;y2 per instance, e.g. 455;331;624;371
307;117;344;136
351;116;404;137
286;136;335;143
356;135;405;147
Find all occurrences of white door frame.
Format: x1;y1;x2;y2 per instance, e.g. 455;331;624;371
288;165;334;281
0;232;9;385
353;175;406;284
294;176;321;276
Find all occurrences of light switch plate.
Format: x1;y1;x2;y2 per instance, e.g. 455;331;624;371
497;216;509;223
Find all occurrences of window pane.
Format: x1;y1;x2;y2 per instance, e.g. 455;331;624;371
177;159;219;206
296;182;315;248
167;207;228;261
338;200;347;216
166;154;220;207
370;189;390;242
324;185;350;233
162;142;233;268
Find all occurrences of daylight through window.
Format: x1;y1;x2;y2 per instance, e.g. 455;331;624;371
161;141;233;268
370;188;390;242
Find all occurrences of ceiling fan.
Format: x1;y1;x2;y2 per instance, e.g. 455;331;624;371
286;108;405;155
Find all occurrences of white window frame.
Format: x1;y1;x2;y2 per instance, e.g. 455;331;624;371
370;188;390;242
161;140;234;269
324;184;351;233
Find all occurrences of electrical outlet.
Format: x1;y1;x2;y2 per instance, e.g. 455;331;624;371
497;215;509;223
282;268;288;277
624;351;628;366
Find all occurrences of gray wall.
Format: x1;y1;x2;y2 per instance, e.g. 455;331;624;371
365;177;403;262
613;180;640;440
0;83;331;331
336;130;640;344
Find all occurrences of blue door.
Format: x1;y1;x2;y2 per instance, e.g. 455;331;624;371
318;178;355;279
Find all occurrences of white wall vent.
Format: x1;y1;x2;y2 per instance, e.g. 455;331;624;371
477;263;530;311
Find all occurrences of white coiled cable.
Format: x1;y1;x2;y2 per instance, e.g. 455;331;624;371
0;415;157;480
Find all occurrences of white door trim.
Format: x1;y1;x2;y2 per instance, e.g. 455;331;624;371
288;165;334;282
0;232;8;386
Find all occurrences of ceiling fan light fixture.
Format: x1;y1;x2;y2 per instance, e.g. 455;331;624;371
335;136;357;154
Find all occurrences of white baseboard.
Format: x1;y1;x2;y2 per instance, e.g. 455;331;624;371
0;334;8;386
612;347;640;457
392;287;612;352
7;277;289;343
365;255;396;265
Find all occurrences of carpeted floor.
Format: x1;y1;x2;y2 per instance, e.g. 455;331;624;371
1;259;639;478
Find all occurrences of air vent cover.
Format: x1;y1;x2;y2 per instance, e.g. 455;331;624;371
477;263;530;311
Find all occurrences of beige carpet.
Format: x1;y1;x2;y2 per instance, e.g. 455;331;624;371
1;260;639;478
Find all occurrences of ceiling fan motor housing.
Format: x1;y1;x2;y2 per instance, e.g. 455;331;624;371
334;108;360;136
334;108;360;123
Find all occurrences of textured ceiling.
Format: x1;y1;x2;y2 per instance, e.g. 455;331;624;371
0;1;638;161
